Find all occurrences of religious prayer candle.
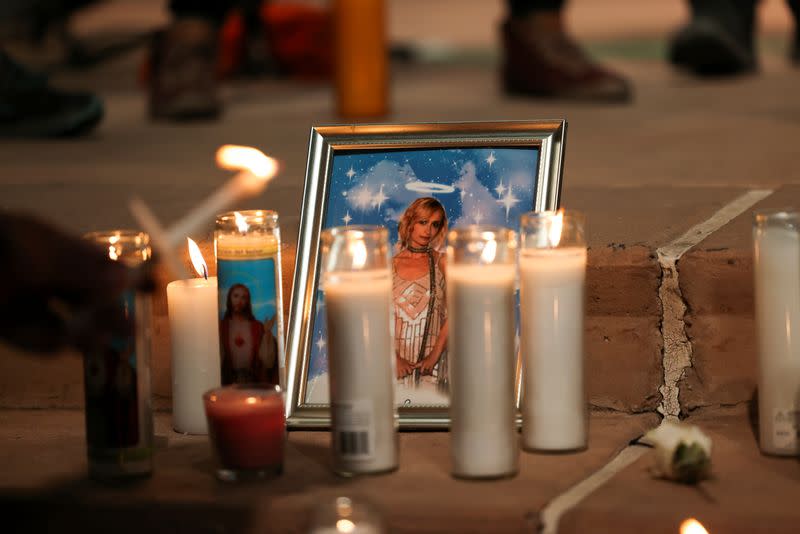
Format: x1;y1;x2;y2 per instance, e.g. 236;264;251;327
519;211;588;452
753;210;800;456
447;227;519;479
166;238;221;434
322;226;398;476
215;211;285;388
82;230;154;480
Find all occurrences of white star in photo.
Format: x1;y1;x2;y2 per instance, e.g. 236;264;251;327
315;337;327;351
342;211;352;225
498;185;520;220
352;186;374;209
486;151;496;167
346;167;356;180
371;184;388;211
495;180;506;197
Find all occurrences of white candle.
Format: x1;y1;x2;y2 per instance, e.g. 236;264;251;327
520;247;587;451
167;276;221;434
753;213;800;455
324;269;398;475
448;262;518;478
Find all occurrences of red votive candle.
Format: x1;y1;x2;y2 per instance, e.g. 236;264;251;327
203;384;285;481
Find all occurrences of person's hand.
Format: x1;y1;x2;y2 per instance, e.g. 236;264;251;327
0;212;153;353
395;354;415;379
417;352;441;375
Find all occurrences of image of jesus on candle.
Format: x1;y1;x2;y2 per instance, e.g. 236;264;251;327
220;283;279;385
393;197;449;400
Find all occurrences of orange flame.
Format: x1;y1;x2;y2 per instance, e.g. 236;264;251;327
234;211;249;233
216;145;278;180
680;518;709;534
548;209;564;247
187;238;208;279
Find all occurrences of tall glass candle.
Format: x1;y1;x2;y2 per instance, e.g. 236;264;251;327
321;226;398;476
753;210;800;456
215;210;284;387
166;239;220;434
519;210;587;452
447;226;518;479
82;230;154;480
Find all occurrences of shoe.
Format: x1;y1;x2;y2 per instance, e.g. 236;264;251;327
669;1;756;76
501;18;632;103
0;52;103;137
148;19;221;121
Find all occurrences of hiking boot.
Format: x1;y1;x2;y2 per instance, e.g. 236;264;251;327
0;52;103;137
501;17;632;103
148;18;221;121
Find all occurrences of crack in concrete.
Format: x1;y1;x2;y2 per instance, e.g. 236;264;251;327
538;445;649;534
656;190;773;418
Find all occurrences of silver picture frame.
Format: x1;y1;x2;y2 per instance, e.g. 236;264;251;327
285;120;567;429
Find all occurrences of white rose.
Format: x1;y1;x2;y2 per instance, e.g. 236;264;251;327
642;420;712;484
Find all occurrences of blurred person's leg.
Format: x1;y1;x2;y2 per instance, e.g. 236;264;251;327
0;50;103;137
788;0;800;63
148;1;234;120
669;0;757;76
501;0;632;102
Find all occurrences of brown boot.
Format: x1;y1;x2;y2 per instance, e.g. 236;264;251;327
148;18;221;121
501;15;632;103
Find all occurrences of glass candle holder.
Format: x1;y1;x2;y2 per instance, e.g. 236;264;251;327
753;209;800;456
82;230;154;480
447;226;519;479
321;225;398;476
215;210;284;387
203;383;285;481
519;210;588;452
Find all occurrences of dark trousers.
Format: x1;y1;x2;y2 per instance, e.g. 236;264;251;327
171;1;568;22
508;0;565;17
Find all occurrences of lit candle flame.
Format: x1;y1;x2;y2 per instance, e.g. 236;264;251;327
548;209;564;247
216;145;278;180
246;396;258;405
187;237;208;279
108;245;119;261
234;211;249;233
351;239;368;269
680;518;709;534
480;236;497;264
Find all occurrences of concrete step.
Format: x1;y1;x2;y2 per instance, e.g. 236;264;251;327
2;185;786;420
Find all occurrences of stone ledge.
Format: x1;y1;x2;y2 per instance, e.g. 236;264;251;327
0;186;759;414
679;186;800;413
2;409;658;533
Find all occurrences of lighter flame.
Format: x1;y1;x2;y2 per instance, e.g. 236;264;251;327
351;239;368;269
680;518;709;534
336;520;355;533
548;210;564;247
216;145;278;180
246;396;258;405
234;211;249;233
480;237;497;264
187;238;208;279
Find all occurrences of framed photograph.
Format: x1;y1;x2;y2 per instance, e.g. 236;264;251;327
285;120;566;429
